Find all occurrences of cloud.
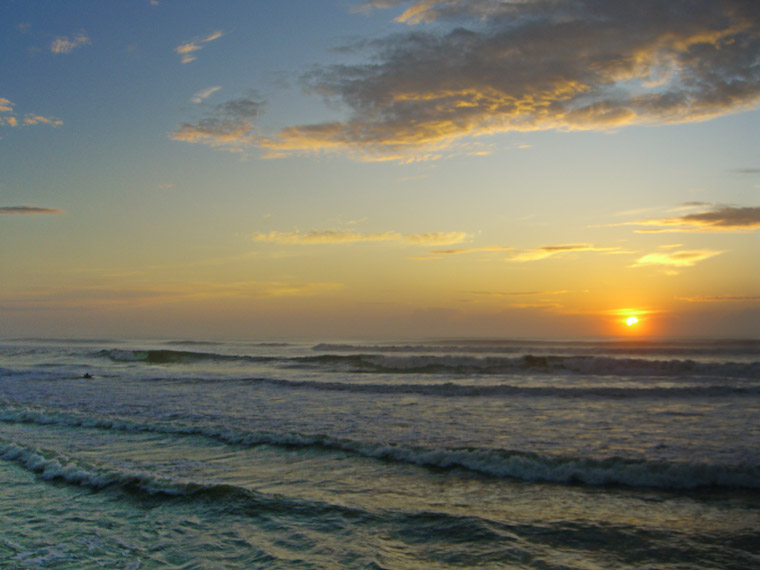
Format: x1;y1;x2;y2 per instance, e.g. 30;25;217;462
0;206;65;215
264;0;760;160
509;244;625;262
191;86;222;104
679;295;760;302
628;205;760;232
429;245;513;255
0;98;62;129
632;249;723;268
169;93;266;151
0;281;343;311
175;30;224;64
467;290;568;297
251;229;470;245
51;32;91;54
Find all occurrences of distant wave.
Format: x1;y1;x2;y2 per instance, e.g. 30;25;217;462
2;407;758;490
99;349;277;365
97;348;760;378
164;340;225;347
314;341;760;358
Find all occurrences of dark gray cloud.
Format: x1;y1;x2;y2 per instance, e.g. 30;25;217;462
632;205;760;232
170;92;266;151
0;206;65;215
264;0;760;159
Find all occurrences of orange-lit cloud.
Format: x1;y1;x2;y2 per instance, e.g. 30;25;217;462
679;295;760;303
51;32;90;54
264;0;760;160
175;30;224;64
632;249;723;268
627;205;760;233
0;98;62;128
251;229;470;246
0;206;65;215
509;244;626;262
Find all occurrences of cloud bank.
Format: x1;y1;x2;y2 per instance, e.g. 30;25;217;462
263;0;760;160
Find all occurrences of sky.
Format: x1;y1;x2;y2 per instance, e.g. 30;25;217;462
1;0;759;340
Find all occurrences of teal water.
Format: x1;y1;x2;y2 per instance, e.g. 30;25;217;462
1;338;759;569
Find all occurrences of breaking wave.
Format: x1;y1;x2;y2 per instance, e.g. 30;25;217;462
2;407;758;490
98;349;760;378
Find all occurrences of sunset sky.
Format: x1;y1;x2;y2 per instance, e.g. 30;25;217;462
1;0;758;340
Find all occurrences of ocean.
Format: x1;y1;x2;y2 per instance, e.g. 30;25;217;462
1;337;758;569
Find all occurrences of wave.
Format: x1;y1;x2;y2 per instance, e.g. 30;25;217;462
238;377;757;398
97;348;760;378
2;407;758;490
0;439;371;522
99;348;277;365
314;339;760;358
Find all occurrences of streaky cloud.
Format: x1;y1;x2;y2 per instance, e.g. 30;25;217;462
509;244;625;262
0;281;343;311
266;0;760;160
467;290;569;297
629;205;760;233
0;206;65;215
175;30;224;64
191;86;222;104
633;249;723;268
680;295;760;302
251;229;470;246
429;245;513;255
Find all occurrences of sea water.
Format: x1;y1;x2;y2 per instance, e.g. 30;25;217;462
0;337;758;569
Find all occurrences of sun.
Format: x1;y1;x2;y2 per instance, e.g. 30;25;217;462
626;316;639;327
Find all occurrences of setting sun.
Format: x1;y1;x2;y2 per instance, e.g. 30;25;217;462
626;316;639;326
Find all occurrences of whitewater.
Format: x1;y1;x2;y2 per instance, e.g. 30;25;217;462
1;337;758;569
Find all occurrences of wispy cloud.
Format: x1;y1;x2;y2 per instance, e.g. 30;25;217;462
51;32;90;54
626;205;760;233
509;244;625;262
467;290;568;297
679;295;760;302
264;0;760;160
191;86;222;104
251;229;471;246
0;280;343;311
632;249;723;268
0;206;65;215
0;98;62;129
429;246;513;256
170;93;266;151
175;30;224;64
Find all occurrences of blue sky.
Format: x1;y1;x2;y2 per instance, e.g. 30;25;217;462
1;0;759;339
